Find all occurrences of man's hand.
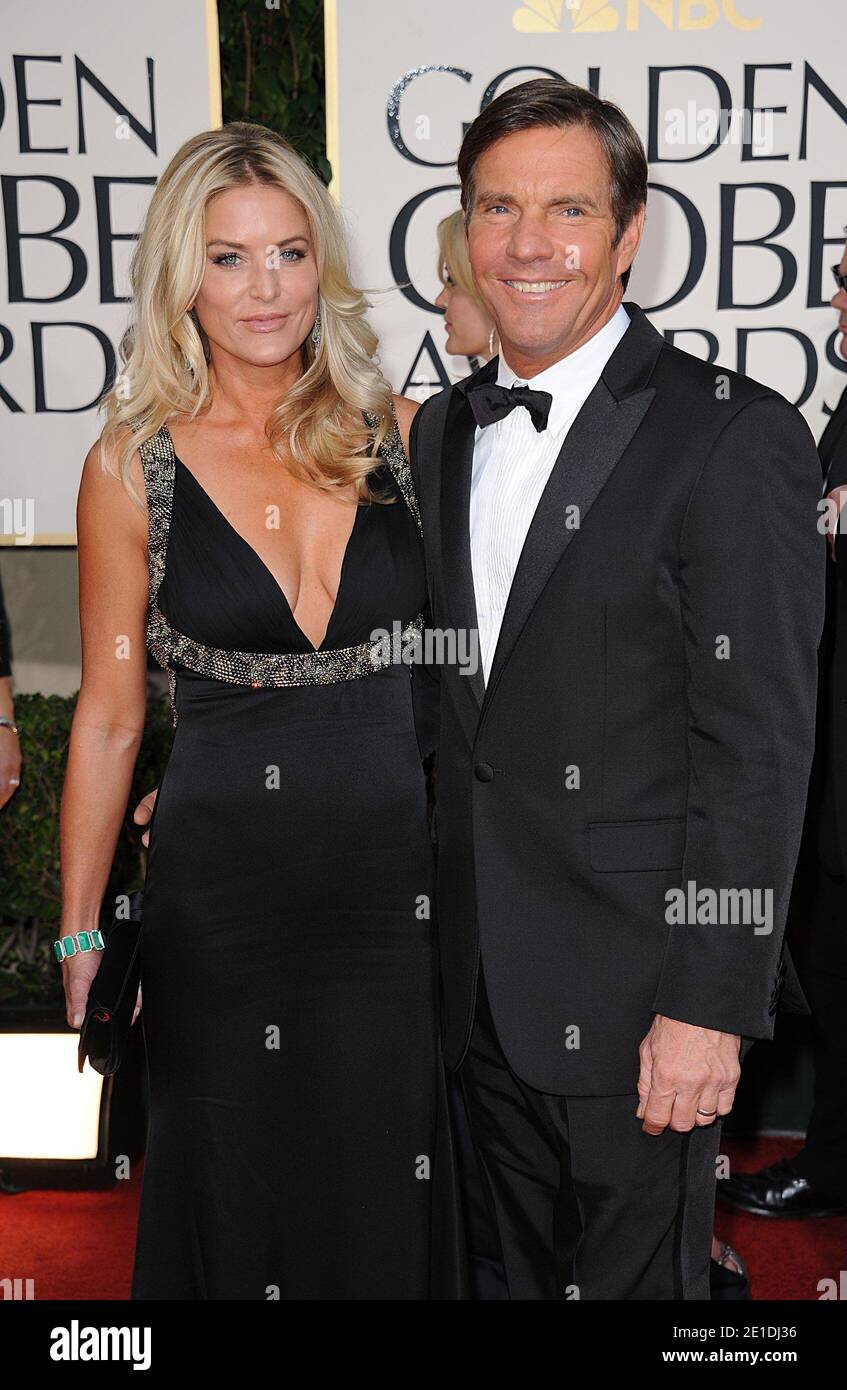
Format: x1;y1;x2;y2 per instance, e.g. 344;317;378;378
133;787;158;847
636;1015;741;1134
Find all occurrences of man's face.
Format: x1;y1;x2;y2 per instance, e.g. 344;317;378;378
833;238;847;362
466;123;643;376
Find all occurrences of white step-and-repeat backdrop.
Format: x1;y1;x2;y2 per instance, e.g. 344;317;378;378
3;0;845;543
326;0;847;420
0;0;221;545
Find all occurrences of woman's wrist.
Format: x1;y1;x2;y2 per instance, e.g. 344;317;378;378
59;901;104;937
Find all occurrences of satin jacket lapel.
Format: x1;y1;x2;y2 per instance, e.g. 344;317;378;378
479;303;663;715
440;356;498;730
820;383;847;487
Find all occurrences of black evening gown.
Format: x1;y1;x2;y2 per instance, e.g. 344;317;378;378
129;416;466;1299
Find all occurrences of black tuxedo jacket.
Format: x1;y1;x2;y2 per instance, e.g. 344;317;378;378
409;302;826;1095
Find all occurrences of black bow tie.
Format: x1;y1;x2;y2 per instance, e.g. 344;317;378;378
466;380;553;434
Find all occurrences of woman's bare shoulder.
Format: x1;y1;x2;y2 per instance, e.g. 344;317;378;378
78;427;148;546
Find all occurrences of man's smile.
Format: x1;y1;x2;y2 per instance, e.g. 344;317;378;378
500;278;573;299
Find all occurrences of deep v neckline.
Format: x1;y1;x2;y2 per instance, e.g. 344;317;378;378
162;423;364;653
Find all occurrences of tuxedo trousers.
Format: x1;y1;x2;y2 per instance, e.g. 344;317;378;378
790;864;847;1203
457;959;723;1300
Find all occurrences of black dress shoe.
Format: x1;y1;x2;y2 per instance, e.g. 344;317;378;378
718;1158;847;1218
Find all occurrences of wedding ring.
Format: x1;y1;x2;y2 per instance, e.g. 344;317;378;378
697;1107;718;1116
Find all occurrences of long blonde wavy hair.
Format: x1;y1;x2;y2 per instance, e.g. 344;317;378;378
98;121;395;508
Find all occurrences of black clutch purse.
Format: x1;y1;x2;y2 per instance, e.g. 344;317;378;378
77;889;144;1076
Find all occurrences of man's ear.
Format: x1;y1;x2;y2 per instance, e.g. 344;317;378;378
615;204;646;283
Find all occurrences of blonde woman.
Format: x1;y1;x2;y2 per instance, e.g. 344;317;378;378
60;123;464;1299
434;210;497;368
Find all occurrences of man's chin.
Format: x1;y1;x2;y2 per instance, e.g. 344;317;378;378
498;316;582;353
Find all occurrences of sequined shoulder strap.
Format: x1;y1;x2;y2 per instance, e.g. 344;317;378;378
365;400;422;534
136;424;178;675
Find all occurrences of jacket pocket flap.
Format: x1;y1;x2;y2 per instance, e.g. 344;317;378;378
589;818;686;871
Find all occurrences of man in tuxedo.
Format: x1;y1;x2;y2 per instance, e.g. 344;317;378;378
719;235;847;1221
409;78;825;1299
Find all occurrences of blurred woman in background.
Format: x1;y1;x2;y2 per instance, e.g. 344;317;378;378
434;210;497;370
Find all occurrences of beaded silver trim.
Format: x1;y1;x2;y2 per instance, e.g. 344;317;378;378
363;406;421;533
137;406;424;727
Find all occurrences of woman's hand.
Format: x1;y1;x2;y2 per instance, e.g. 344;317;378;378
63;944;142;1031
0;724;21;809
63;942;105;1030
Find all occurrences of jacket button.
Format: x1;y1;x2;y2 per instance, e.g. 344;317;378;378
474;762;495;782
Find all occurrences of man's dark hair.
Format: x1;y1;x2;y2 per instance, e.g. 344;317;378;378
457;79;648;292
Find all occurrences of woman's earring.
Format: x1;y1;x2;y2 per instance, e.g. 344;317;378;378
310;306;322;351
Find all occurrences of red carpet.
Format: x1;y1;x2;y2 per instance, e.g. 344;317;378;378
715;1135;847;1301
2;1136;845;1299
1;1162;141;1300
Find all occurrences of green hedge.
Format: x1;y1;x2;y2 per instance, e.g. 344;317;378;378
220;0;329;183
0;690;174;1007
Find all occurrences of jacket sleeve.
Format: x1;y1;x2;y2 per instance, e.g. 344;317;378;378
651;393;826;1038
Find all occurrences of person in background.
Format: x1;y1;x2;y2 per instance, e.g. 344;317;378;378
435;210;498;370
0;568;21;809
718;233;847;1225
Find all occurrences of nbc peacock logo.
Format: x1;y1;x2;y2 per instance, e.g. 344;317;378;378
512;0;618;32
511;0;762;32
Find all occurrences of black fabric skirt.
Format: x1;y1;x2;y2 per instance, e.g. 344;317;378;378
131;663;466;1299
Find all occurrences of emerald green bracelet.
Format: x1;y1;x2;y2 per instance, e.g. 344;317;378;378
53;930;105;962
